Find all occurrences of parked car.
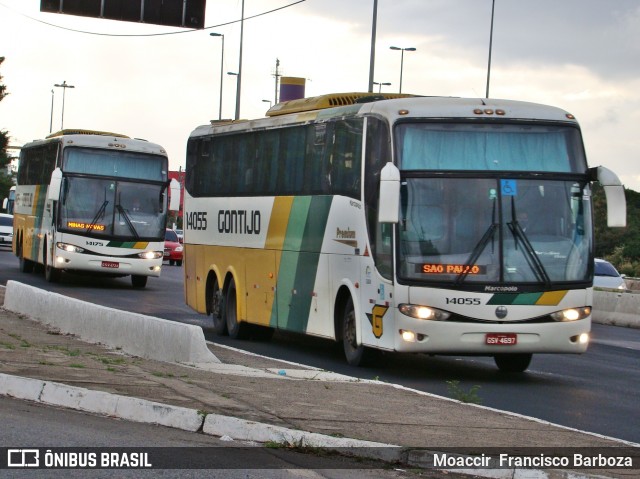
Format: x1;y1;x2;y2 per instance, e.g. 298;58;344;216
594;258;626;290
0;213;13;248
164;228;183;266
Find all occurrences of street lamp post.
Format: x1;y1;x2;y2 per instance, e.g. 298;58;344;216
389;46;416;93
373;82;391;93
262;99;272;108
235;0;245;120
49;89;54;134
54;81;75;130
210;32;225;120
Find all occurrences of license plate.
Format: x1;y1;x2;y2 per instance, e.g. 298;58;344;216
485;333;517;345
101;261;120;269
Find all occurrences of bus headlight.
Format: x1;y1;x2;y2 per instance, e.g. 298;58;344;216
138;251;163;260
550;307;591;322
398;303;451;321
56;242;85;253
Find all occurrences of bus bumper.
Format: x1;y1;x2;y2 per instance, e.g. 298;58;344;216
392;315;591;354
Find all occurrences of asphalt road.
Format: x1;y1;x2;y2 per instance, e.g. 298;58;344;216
1;247;639;444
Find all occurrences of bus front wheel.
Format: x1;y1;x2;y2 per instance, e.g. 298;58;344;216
225;278;249;340
342;297;375;367
131;275;148;289
44;241;61;283
494;353;532;373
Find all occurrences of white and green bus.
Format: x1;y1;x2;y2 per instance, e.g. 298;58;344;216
183;93;626;372
13;129;180;288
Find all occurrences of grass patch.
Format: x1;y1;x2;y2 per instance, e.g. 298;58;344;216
446;380;482;404
68;363;85;369
0;341;15;350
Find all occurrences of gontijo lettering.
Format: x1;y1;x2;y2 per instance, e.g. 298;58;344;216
218;210;261;234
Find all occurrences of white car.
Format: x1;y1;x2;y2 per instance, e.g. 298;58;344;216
0;213;13;247
594;258;626;290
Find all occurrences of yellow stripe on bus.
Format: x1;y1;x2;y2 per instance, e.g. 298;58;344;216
265;196;294;250
536;290;568;305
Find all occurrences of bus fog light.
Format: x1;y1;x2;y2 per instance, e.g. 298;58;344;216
400;330;417;342
151;266;161;272
550;307;591;322
578;333;589;344
55;256;66;264
399;303;450;321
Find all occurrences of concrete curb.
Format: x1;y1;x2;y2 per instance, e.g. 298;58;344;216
3;280;220;364
593;290;640;329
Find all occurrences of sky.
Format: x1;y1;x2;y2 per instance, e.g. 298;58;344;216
1;0;639;190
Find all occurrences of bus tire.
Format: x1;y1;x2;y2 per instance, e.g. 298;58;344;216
494;353;532;373
44;241;61;283
131;275;148;289
342;297;375;367
211;280;228;335
18;239;34;273
225;278;249;340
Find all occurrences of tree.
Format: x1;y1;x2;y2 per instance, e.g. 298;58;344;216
0;56;16;206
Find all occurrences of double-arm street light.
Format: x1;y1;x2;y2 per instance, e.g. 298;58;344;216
389;46;416;93
210;32;225;120
54;80;75;130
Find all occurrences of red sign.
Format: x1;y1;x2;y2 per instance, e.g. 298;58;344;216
101;261;119;269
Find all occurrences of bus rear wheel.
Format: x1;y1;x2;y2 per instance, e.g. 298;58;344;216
18;239;34;273
494;353;532;373
131;275;148;289
225;278;249;340
211;280;228;335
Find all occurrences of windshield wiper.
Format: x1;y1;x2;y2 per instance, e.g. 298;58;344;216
456;222;497;285
508;199;551;286
456;197;498;285
86;200;108;234
116;204;140;240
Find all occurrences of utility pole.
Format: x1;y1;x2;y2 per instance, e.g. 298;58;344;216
368;0;378;93
273;58;281;105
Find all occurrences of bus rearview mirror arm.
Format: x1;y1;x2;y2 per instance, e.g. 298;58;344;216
589;166;627;228
378;163;400;224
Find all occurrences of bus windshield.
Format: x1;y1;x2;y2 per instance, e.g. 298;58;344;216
59;176;165;240
398;177;592;286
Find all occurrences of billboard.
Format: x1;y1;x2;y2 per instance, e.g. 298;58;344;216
40;0;206;29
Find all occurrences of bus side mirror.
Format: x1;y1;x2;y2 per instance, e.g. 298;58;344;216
169;178;181;212
592;166;626;227
378;163;400;224
47;168;63;201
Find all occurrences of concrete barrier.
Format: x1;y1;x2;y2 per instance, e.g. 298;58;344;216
592;289;640;329
3;280;220;364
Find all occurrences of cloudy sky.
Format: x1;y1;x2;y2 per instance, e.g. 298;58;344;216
1;0;639;190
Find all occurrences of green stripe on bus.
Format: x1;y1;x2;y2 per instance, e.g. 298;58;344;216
275;196;333;332
107;241;149;249
487;292;567;306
